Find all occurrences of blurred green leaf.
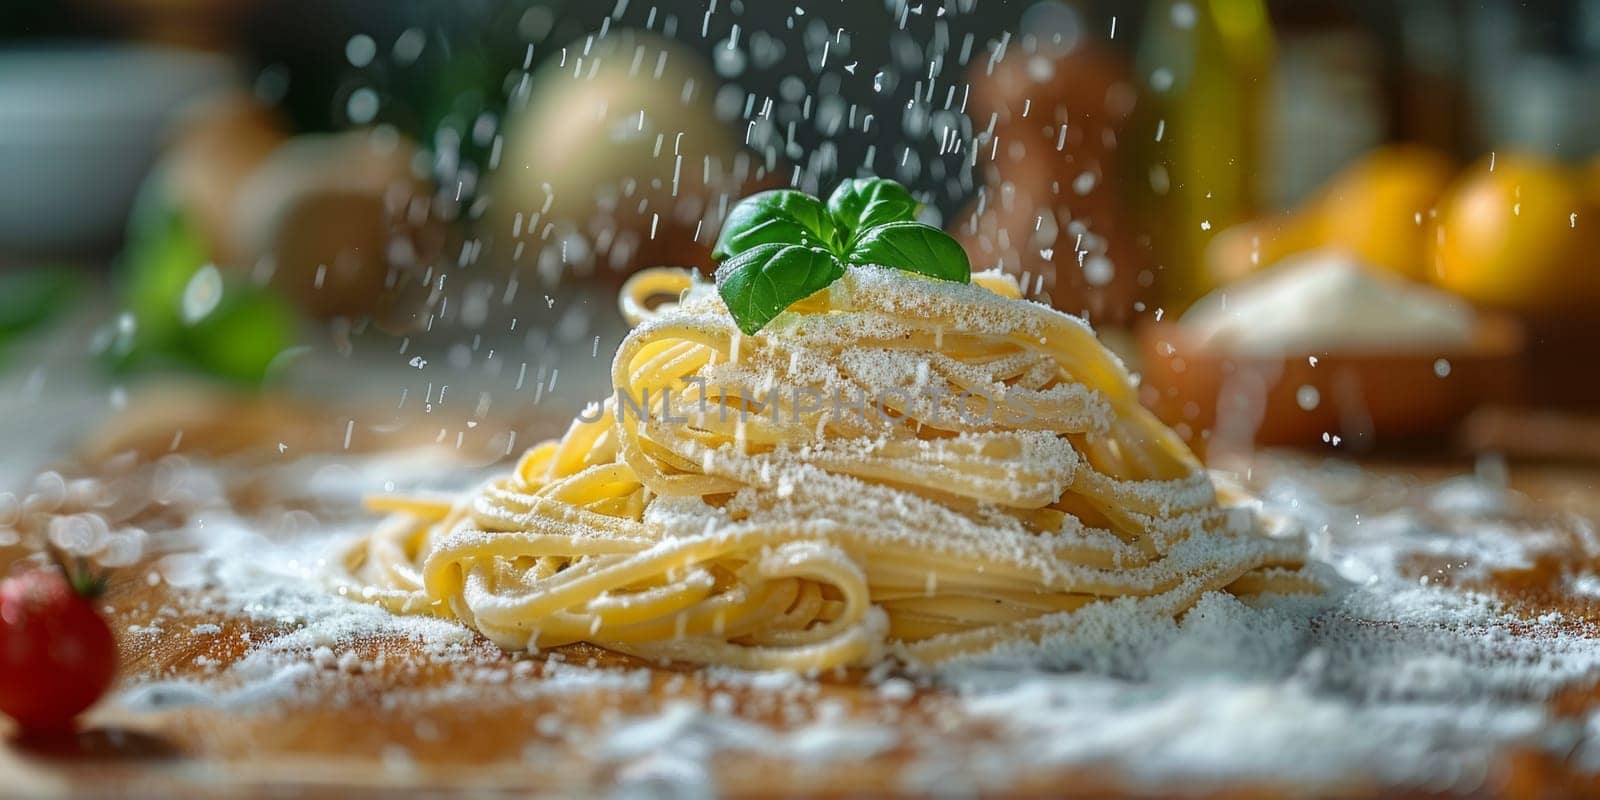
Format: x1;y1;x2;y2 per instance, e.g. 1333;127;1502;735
180;285;299;384
0;267;82;339
112;177;299;385
123;202;208;345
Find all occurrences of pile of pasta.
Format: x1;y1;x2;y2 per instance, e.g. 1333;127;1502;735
341;266;1316;670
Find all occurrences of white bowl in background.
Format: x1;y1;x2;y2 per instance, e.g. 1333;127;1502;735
0;44;235;260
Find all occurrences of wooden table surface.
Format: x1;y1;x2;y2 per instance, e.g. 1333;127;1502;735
4;394;1600;798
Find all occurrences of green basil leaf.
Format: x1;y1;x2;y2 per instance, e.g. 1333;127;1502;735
846;221;971;283
713;190;839;260
715;243;844;335
827;178;920;241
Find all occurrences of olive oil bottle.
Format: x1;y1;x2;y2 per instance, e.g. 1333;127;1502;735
1134;0;1274;310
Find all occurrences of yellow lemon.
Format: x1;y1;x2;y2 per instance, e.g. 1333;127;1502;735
1204;212;1320;286
1205;145;1452;283
1313;144;1454;281
1432;153;1595;312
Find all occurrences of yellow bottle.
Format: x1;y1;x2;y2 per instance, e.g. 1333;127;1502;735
1136;0;1275;310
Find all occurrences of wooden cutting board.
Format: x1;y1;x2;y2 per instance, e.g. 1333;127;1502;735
5;409;1600;796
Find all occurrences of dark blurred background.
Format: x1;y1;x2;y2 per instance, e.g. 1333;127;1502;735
3;0;1599;468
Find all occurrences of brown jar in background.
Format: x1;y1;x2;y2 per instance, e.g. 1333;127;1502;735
954;29;1143;327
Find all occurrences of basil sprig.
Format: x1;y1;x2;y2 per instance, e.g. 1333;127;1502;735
711;177;970;334
712;190;838;259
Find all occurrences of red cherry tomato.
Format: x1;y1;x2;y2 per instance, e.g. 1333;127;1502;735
0;570;116;731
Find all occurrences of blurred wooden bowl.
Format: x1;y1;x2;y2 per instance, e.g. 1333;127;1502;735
1138;314;1526;452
